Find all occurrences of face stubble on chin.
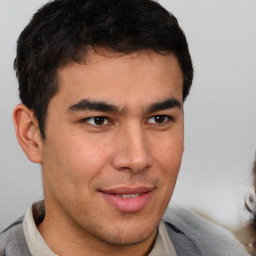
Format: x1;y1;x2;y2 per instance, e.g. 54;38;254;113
37;49;184;254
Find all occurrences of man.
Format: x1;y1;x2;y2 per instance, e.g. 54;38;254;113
0;0;247;255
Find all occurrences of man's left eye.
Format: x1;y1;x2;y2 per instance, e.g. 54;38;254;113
147;115;172;124
85;116;109;126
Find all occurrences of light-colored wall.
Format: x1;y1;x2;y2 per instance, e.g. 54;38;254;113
0;0;256;230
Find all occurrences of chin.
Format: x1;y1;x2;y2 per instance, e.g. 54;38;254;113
97;220;157;246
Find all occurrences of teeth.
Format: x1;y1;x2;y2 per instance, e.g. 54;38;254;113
116;194;140;198
130;194;140;198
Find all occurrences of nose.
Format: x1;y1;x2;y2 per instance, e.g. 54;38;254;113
111;124;153;173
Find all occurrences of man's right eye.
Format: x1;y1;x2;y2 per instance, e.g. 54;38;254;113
81;116;110;126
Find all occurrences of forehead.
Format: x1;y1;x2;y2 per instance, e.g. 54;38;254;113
54;50;183;109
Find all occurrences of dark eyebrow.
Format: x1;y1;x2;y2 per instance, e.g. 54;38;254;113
68;99;119;113
146;98;182;114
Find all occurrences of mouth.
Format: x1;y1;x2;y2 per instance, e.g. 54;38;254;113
99;186;154;213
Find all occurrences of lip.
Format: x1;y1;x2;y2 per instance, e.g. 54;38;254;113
99;186;154;213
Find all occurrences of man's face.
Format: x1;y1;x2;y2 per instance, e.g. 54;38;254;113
39;50;184;247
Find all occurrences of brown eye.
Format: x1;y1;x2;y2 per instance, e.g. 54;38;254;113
148;115;170;124
94;117;106;125
85;116;108;126
154;116;166;123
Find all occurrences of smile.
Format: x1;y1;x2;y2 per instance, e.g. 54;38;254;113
100;186;154;212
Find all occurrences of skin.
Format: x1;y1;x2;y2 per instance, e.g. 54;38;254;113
13;50;184;256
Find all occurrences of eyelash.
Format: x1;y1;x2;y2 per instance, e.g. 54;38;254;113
80;115;174;127
80;116;112;126
146;115;174;124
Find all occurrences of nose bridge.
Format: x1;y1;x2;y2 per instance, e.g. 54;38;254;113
111;121;152;173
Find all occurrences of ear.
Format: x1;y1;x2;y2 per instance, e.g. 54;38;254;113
13;104;43;163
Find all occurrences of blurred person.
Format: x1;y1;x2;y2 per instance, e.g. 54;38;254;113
245;156;256;255
0;0;247;255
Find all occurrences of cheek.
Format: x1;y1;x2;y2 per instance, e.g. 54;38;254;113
153;131;184;170
43;132;112;184
41;134;112;208
150;129;184;199
69;135;112;173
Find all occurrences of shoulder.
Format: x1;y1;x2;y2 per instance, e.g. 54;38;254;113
0;216;31;256
162;205;248;256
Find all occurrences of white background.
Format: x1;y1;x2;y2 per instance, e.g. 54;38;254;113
0;0;256;231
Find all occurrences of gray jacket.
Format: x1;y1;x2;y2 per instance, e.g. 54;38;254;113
0;205;248;256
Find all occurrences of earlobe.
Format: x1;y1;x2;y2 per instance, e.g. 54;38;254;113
13;103;43;163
